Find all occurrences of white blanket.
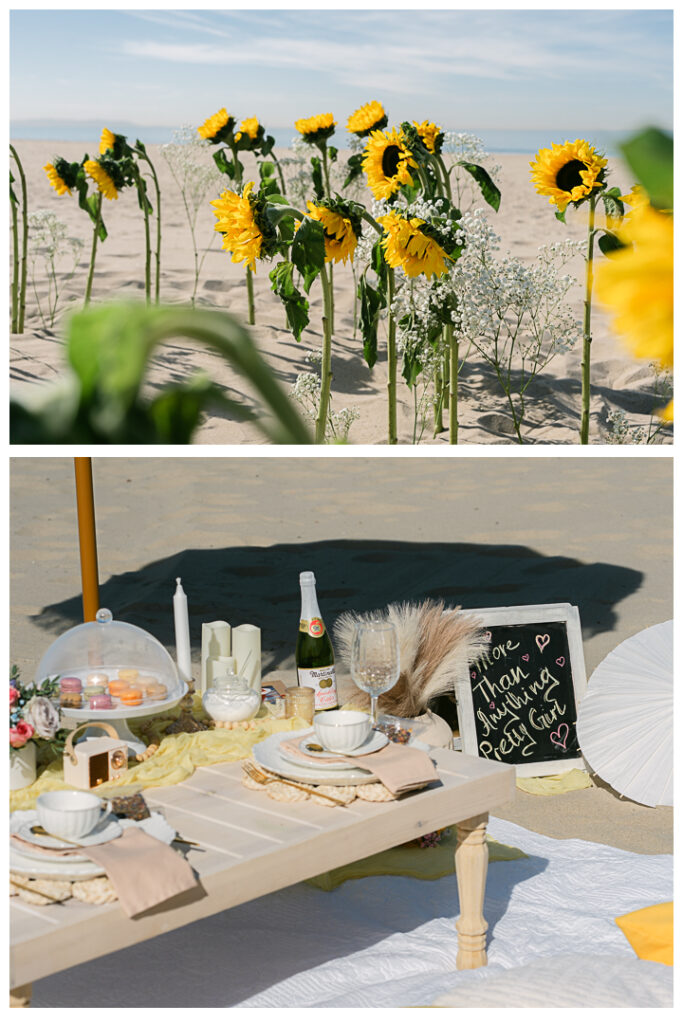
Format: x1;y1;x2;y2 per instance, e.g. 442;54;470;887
30;817;673;1008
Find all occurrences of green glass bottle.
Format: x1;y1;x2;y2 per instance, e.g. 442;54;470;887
296;571;338;711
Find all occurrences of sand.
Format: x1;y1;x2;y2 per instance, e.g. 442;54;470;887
10;456;673;853
9;140;671;445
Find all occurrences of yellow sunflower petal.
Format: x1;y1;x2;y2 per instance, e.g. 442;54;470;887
530;138;607;212
44;162;71;196
84;159;118;200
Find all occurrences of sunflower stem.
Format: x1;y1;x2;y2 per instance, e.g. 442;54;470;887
434;154;453;202
316;262;334;444
448;324;458;444
580;195;596;444
142;153;162;303
271;152;287;197
387;267;398;444
320;145;335;334
10;195;19;333
142;195;151;305
84;192;103;307
432;366;444;436
442;325;450;410
10;145;28;333
246;266;255;325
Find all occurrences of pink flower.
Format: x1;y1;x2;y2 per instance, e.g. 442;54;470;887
9;686;19;707
9;721;34;748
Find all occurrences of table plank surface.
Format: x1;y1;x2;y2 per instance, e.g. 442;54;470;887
10;749;515;988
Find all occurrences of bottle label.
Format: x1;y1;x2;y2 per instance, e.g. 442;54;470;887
299;618;325;637
297;665;338;710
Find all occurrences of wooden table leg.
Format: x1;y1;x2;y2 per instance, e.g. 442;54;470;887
10;984;32;1008
455;812;489;969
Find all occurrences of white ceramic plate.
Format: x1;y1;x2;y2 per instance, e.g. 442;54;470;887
14;813;123;851
253;730;378;786
9;810;176;879
281;729;389;768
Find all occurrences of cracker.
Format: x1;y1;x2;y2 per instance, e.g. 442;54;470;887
10;872;72;904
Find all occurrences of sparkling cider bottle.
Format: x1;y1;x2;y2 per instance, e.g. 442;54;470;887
296;571;338;711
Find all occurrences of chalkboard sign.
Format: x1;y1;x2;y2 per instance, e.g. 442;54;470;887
455;604;587;777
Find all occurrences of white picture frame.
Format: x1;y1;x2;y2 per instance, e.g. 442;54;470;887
455;603;587;777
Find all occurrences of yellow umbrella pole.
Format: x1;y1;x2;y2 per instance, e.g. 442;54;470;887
74;457;100;622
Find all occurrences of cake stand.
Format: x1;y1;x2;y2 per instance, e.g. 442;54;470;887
60;682;189;756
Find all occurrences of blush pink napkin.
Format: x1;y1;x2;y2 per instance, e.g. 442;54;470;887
279;731;439;796
11;827;199;917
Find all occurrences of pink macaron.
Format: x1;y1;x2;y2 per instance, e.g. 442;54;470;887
59;676;82;692
89;694;114;710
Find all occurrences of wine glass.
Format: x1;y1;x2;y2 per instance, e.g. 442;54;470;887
350;620;400;727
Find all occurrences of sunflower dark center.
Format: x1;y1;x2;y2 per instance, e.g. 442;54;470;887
555;160;588;193
382;145;401;178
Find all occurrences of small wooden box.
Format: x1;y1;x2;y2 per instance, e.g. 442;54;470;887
63;723;129;789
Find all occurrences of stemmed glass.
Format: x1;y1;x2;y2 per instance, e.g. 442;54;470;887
350;620;400;727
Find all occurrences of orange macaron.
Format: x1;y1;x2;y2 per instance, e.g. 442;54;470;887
108;679;128;697
119;688;143;706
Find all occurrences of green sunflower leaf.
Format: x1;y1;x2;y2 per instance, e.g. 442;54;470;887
343;153;365;190
134;139;147;156
259;161;275;180
620;127;673;211
597;230;629;257
457;162;501;211
310;156;324;201
291;218;326;292
269;261;310;342
371;239;389;286
358;276;385;368
260;134;275;156
555;208;567;223
402;349;423;388
10;170;18;205
213;149;236;179
328;146;338;164
601;193;624;222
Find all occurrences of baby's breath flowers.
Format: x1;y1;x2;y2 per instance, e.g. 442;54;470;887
362;127;416;201
531;137;610;443
27;209;83;328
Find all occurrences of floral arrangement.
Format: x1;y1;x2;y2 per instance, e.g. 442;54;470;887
9;666;66;754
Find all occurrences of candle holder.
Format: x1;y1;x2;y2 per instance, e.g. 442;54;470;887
165;678;210;735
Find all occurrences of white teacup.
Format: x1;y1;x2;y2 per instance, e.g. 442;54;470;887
36;790;112;841
313;710;372;753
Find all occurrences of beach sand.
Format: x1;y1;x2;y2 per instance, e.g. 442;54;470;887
9;141;670;445
10;456;673;853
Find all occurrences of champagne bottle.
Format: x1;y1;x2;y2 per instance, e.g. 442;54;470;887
296;571;338;711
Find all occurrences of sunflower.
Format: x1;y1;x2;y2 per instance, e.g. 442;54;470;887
84;158;119;200
347;101;387;137
294;112;335;145
306;200;359;264
596;203;673;417
99;127;117;155
413;119;442;154
211;181;269;272
362;127;417;201
44;161;72;196
198;108;235;143
530;139;607;212
235;117;260;142
378;211;451;279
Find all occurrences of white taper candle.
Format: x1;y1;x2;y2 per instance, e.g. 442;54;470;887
173;577;193;683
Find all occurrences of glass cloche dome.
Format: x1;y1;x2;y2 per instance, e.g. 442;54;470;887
36;608;182;704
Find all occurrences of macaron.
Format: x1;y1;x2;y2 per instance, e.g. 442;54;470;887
86;672;109;687
59;676;82;692
89;693;114;710
119;688;143;706
137;675;158;694
145;682;168;702
108;679;128;697
83;684;105;698
60;692;82;708
118;669;140;683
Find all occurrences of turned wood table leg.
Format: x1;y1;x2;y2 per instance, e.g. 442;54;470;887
455;812;489;969
10;983;32;1008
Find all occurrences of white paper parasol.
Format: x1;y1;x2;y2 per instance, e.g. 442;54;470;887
577;620;672;807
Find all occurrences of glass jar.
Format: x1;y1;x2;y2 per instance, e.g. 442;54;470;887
202;673;262;724
284;686;315;724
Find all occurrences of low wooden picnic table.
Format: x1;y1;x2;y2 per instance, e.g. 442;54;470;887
10;747;515;1006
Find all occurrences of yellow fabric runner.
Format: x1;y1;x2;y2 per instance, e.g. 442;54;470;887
516;769;593;795
307;831;527;891
10;701;309;811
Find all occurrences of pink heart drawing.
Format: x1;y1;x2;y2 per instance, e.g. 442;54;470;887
522;654;530;662
535;633;550;653
483;631;492;641
489;702;495;709
471;671;477;680
550;723;569;749
556;656;566;667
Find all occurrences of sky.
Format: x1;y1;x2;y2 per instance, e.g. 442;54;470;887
10;8;673;136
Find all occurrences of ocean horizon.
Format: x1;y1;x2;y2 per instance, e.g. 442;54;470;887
10;122;653;157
